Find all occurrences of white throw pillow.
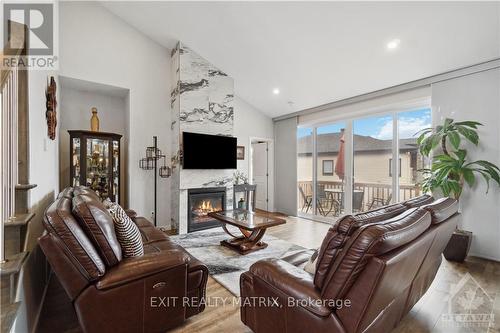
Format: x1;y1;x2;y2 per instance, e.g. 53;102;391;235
107;202;144;257
304;249;319;274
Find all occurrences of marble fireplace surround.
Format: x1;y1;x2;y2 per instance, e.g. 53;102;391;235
171;42;235;234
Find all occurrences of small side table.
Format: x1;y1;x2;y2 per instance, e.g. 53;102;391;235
233;184;257;211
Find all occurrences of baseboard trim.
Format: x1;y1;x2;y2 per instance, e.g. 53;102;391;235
468;252;500;263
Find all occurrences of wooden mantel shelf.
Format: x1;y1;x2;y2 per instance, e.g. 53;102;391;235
4;212;35;228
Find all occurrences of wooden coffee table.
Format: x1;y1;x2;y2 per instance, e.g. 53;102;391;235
208;209;286;255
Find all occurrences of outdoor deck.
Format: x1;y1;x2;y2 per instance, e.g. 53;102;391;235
298;180;421;216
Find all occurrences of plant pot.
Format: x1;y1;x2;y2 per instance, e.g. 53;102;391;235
443;229;472;262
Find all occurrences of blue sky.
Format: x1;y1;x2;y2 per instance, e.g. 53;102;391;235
297;108;431;140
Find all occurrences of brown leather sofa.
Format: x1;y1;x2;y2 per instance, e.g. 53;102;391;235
240;195;459;333
39;187;208;333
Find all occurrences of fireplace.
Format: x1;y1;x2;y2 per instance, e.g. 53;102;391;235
187;187;226;232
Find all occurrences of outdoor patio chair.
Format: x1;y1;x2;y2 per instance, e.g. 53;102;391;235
299;186;312;213
353;190;365;212
367;193;392;210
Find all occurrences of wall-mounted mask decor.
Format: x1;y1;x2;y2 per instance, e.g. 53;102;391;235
45;76;57;140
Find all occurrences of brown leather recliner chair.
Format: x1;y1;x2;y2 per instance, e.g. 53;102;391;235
39;187;208;333
240;195;459;333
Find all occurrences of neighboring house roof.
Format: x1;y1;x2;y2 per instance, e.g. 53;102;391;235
298;132;418;155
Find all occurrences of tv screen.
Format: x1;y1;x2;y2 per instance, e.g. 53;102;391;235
183;132;237;169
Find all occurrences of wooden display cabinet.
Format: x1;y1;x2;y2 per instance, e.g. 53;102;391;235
68;130;122;203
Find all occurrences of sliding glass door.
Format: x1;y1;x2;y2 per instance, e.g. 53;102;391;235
297;106;431;220
315;123;346;218
353;115;393;213
297;128;313;216
398;109;431;201
297;123;346;219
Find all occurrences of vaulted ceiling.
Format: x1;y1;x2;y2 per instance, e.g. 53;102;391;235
103;1;500;118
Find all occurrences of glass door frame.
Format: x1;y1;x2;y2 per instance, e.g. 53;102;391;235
297;102;430;220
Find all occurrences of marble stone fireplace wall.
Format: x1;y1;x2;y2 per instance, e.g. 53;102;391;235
170;43;235;234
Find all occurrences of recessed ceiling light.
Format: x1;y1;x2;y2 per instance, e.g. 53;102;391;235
387;39;401;50
273;88;280;95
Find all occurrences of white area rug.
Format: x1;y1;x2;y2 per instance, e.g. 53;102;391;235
170;227;306;296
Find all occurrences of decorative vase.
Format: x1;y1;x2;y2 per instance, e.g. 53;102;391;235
442;197;472;262
90;107;100;131
238;198;245;209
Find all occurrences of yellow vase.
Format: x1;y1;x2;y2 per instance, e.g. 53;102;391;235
90;107;100;131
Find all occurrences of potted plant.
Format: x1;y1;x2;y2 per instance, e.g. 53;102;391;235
233;170;248;185
417;118;500;262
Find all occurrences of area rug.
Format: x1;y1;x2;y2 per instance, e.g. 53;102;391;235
170;227;307;296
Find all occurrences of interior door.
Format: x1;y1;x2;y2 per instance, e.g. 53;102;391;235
252;142;268;211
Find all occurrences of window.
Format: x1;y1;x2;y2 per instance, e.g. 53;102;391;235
398;109;431;200
297;128;313;215
297;105;431;219
322;160;334;175
389;158;402;177
353;115;393;212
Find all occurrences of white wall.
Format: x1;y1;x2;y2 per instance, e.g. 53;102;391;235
431;68;500;261
234;96;275;211
274;117;298;215
28;71;60;216
59;84;129;206
59;2;171;224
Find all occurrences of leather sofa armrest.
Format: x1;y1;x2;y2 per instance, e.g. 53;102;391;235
97;250;189;290
124;209;137;220
249;258;331;317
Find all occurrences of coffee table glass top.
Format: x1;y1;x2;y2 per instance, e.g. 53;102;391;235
209;209;286;231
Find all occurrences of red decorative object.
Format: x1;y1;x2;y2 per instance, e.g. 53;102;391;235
46;76;57;140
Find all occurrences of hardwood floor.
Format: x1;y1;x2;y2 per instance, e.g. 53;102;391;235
170;216;328;333
36;216;500;333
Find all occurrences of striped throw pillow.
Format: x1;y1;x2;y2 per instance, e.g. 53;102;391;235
107;202;144;257
304;249;319;274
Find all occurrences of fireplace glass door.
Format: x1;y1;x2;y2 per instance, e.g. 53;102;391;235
188;188;226;232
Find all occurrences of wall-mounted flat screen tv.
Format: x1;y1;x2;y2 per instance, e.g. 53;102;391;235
182;132;237;169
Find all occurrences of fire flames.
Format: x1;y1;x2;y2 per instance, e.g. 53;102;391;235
193;200;220;217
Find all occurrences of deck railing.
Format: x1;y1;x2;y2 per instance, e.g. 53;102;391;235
297;180;421;213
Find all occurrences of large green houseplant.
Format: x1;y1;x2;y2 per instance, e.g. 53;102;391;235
416;118;500;261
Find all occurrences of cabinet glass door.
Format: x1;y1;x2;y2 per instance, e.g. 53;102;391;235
112;140;119;202
72;138;81;186
86;138;110;200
